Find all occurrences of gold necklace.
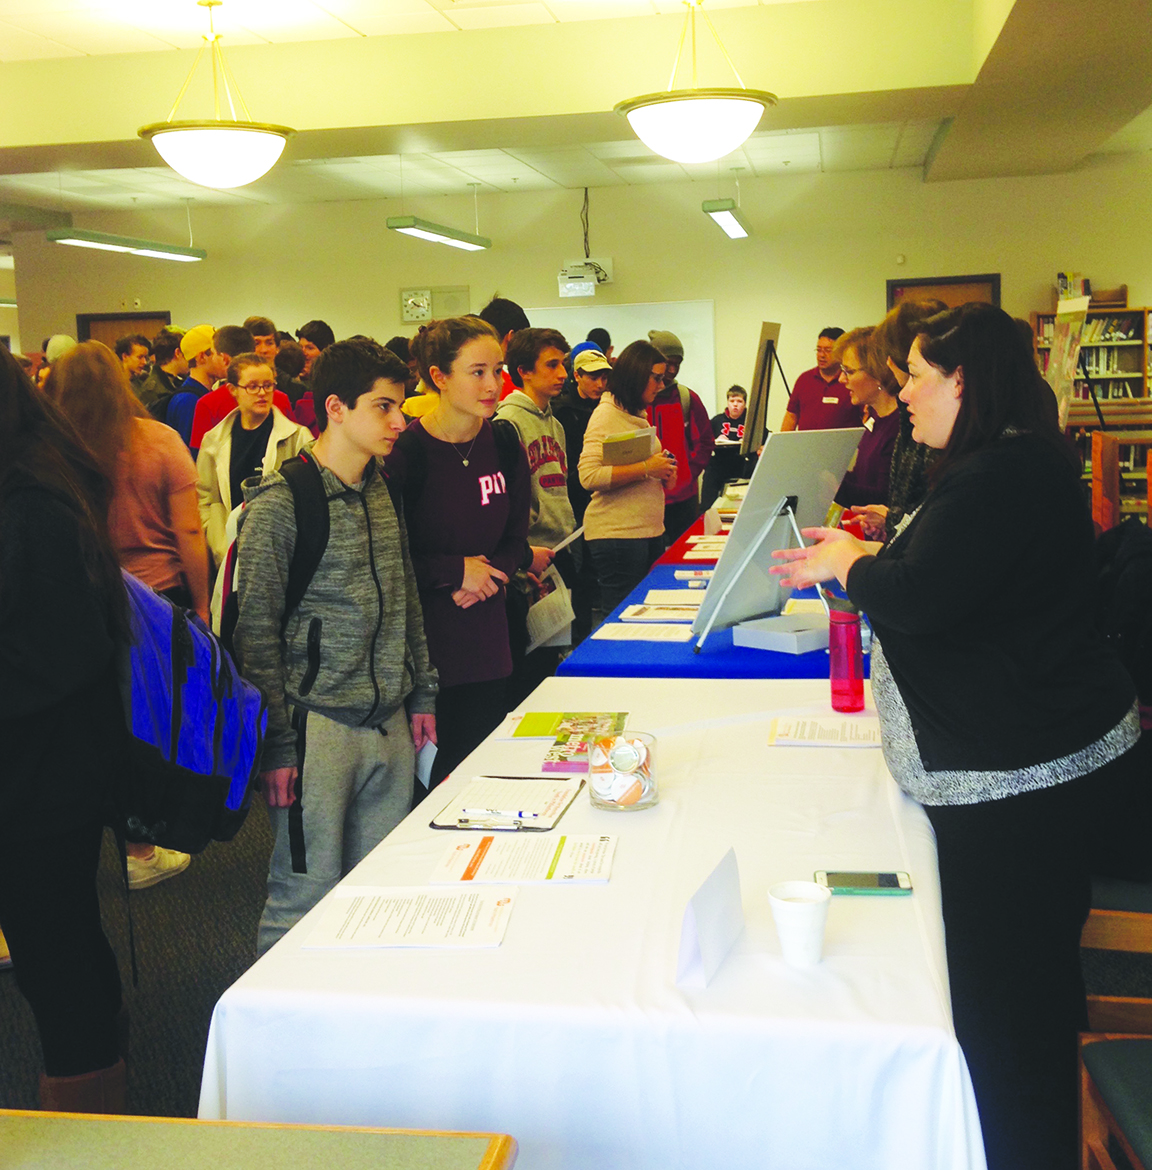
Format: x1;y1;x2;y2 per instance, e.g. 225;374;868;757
427;410;481;467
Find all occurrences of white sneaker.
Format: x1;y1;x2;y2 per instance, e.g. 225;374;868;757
127;846;191;890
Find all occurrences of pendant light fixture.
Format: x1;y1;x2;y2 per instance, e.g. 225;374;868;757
614;0;775;165
138;0;294;190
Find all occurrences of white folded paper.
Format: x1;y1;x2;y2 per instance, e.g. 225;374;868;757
676;847;745;989
768;717;882;747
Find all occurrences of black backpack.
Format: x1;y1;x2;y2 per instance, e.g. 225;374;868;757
220;424;523;654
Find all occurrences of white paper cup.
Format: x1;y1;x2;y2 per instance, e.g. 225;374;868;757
768;880;831;968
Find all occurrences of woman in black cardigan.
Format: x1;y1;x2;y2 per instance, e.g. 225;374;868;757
773;302;1149;1170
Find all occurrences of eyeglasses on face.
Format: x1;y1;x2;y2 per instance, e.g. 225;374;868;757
239;381;275;393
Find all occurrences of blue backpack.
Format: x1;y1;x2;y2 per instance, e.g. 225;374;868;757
116;570;267;854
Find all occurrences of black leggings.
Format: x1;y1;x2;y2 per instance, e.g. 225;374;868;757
925;733;1152;1170
428;678;508;789
0;819;122;1076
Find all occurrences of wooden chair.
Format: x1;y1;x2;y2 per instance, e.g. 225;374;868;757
1083;878;1152;1033
1081;1033;1152;1170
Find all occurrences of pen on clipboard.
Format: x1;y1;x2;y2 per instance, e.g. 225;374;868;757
456;817;522;830
460;807;540;820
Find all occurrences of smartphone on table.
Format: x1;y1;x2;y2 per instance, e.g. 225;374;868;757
814;871;912;896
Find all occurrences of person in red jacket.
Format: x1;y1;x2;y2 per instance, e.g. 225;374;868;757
646;329;713;545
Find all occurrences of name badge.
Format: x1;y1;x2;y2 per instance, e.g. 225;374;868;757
822;396;839;405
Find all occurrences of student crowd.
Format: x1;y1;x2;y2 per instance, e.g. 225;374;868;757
3;294;1151;1170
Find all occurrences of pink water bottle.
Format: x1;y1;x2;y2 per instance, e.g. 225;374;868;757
828;609;864;712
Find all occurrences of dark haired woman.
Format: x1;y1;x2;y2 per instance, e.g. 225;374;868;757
843;298;946;539
578;340;678;615
386;317;531;788
0;346;129;1111
772;302;1149;1170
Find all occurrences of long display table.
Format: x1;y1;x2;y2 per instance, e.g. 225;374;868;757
199;678;983;1170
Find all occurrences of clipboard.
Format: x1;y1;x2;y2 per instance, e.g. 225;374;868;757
429;776;586;832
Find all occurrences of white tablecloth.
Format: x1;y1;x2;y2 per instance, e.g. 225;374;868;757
199;678;986;1170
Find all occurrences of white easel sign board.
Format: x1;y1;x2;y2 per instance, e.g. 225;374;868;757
691;429;862;644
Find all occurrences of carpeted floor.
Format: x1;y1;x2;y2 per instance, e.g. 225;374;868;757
1;803;1150;1118
0;804;273;1117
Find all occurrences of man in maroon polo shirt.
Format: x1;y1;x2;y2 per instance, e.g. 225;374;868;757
780;327;862;431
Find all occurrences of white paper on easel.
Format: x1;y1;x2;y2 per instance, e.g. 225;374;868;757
675;847;745;989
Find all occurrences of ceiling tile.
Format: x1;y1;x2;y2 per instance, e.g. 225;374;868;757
650;0;755;10
317;0;441;15
0;18;83;59
229;0;362;42
606;160;687;183
341;11;456;33
445;3;553;28
1;10;176;53
546;0;655;22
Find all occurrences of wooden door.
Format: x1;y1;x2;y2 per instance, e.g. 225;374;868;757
77;311;172;347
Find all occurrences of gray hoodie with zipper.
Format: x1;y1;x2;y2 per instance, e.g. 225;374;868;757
234;447;437;772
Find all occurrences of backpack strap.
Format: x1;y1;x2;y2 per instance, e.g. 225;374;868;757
490;416;523;480
678;382;690;426
279;452;330;632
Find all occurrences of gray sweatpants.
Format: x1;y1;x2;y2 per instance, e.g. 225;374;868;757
257;705;414;956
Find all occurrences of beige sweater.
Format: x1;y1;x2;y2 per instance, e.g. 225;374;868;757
578;393;665;541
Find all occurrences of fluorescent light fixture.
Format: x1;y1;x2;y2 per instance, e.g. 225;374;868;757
45;229;207;263
386;216;491;252
702;198;750;239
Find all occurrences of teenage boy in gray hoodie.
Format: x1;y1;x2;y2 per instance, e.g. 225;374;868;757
497;327;575;705
235;338;437;954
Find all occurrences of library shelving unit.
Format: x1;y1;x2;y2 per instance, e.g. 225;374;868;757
1032;306;1152;525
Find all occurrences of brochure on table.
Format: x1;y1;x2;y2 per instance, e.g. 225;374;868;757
768;716;882;747
431;834;617;884
304;885;517;948
690;428;863;648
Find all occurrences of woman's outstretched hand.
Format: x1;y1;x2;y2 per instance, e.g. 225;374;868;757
770;526;876;590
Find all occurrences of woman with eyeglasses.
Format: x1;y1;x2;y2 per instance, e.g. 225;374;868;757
196;353;311;572
828;325;900;510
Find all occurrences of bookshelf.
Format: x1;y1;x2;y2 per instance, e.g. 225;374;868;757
1032;306;1152;522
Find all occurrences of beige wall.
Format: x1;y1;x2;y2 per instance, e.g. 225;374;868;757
13;148;1152;428
0;264;18;355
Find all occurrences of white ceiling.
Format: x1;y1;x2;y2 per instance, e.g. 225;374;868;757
0;120;943;209
0;0;815;60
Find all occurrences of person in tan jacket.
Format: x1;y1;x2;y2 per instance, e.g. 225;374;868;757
578;339;677;615
196;354;311;570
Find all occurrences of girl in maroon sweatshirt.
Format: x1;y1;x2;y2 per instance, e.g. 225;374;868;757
386;317;531;788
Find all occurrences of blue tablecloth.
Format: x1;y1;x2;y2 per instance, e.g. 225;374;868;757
558;563;872;680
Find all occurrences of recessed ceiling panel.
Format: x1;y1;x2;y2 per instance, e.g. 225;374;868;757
2;10;177;53
0;19;83;59
444;2;554;27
